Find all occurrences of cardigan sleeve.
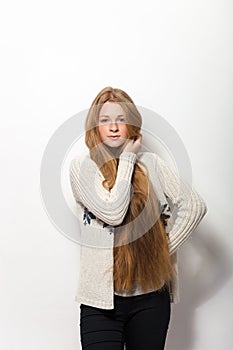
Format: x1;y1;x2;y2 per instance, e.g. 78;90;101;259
69;151;137;226
155;154;208;255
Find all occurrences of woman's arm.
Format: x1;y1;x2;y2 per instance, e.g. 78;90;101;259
155;154;208;255
69;151;137;226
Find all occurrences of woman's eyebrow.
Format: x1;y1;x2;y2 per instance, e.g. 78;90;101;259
99;114;125;118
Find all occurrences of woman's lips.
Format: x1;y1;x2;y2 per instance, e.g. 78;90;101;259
108;135;120;139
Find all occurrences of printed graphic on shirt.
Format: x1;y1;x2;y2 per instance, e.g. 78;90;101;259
83;207;96;225
83;207;110;228
83;200;171;231
159;200;171;232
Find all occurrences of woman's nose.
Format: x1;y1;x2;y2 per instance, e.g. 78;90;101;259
109;122;118;131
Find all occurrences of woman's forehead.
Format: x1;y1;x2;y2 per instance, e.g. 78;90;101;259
99;101;126;116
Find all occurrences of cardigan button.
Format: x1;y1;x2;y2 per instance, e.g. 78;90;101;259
109;228;114;234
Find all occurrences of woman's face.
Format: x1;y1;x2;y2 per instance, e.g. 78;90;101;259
98;101;129;148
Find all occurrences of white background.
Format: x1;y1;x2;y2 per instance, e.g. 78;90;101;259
1;1;233;349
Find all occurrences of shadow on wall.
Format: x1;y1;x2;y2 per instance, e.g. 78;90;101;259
165;222;233;350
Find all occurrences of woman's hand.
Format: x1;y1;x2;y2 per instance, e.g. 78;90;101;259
123;135;142;154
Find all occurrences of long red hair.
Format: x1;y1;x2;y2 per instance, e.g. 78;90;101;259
85;86;175;293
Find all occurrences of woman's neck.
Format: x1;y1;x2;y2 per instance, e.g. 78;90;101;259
104;144;123;158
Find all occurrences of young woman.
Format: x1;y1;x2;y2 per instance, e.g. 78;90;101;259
69;86;208;350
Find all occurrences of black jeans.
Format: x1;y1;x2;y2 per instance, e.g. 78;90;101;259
79;285;171;350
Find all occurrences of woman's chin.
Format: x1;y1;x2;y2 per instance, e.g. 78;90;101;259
103;139;125;148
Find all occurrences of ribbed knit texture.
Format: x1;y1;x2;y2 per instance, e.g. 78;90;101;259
69;151;207;309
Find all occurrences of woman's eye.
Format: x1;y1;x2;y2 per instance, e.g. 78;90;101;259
99;118;125;124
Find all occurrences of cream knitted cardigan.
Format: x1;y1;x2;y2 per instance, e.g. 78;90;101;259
69;151;207;309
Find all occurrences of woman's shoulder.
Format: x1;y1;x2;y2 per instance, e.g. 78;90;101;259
69;154;93;173
137;152;173;181
137;151;159;162
138;152;171;168
70;152;95;164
